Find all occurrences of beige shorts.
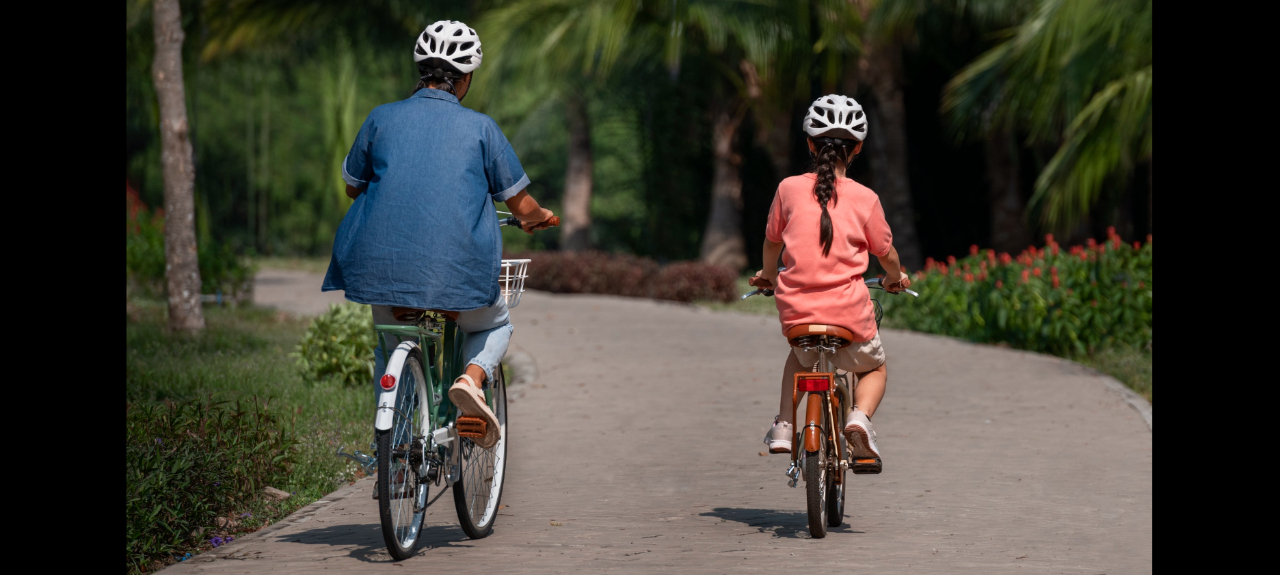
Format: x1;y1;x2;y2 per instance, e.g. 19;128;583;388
791;333;886;374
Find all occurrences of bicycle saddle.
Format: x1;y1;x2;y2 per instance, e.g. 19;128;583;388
391;307;460;322
786;324;855;349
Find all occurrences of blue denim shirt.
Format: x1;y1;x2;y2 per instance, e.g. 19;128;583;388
322;88;530;311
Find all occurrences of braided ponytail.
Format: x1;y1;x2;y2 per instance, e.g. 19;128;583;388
812;143;843;257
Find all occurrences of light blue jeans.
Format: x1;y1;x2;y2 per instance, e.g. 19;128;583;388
371;297;513;400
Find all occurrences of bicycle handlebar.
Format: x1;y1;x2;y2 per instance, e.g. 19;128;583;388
741;276;919;299
500;215;560;231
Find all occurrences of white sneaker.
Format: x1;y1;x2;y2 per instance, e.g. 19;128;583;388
763;417;793;454
844;410;882;467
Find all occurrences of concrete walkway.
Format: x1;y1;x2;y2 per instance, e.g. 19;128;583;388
169;272;1151;574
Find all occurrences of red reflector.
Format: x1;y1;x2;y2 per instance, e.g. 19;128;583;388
380;374;397;390
796;376;830;392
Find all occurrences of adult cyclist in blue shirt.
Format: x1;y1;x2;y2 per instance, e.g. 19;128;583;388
323;20;557;449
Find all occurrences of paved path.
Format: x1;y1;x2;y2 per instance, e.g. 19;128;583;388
170;272;1151;574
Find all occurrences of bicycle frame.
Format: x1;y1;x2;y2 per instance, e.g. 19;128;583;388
790;349;852;483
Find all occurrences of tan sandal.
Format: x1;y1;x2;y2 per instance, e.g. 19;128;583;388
448;374;500;449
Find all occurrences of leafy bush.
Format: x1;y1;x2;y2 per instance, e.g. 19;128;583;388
881;229;1151;357
293;303;375;386
509;251;738;303
127;188;256;300
125;397;296;573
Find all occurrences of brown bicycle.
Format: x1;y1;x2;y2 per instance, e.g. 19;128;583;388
743;276;917;537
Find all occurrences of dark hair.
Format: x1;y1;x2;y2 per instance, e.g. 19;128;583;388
412;58;465;97
810;137;857;257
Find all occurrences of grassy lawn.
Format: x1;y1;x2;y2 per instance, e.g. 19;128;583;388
127;300;370;571
700;276;1153;403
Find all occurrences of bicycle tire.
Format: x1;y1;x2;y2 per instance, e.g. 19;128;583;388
805;438;828;538
377;352;429;560
827;405;847;527
453;362;508;539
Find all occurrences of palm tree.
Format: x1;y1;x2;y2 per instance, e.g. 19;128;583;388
152;0;205;331
475;0;647;251
943;0;1152;233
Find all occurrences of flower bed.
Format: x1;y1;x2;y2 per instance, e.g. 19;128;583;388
881;229;1151;357
507;251;739;303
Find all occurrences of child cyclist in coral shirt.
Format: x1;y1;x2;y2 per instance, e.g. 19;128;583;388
750;95;911;472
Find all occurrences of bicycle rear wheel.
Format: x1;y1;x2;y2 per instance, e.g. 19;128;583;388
827;405;847;527
805;429;829;538
377;352;429;560
453;363;508;539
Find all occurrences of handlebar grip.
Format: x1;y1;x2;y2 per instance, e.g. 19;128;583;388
503;215;560;231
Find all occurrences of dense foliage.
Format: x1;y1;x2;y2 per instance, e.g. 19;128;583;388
127;187;256;300
511;251;739;303
292;303;376;386
882;230;1151;356
125;397;296;573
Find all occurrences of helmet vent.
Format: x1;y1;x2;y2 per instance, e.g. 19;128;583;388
826;109;835;123
853;123;866;132
430;38;437;52
415;44;427;55
855;111;863;120
459;42;474;51
453;56;472;64
454;28;463;36
435;24;444;32
810;119;825;128
446;43;457;55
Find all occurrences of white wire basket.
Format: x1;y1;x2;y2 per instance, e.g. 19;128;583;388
500;259;531;308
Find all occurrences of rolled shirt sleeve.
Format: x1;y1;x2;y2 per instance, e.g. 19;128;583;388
341;117;375;188
865;198;894;257
484;121;530;202
765;187;786;243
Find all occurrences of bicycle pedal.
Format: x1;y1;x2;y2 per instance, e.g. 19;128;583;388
456;416;488;438
851;457;883;474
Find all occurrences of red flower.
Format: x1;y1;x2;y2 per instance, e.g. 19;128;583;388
1133;241;1141;250
964;273;974;283
1051;276;1060;289
1050;266;1058;276
979;260;988;270
1146;234;1152;244
1021;269;1030;283
1106;226;1116;238
970;244;979;256
1086;238;1097;248
999;253;1012;265
963;263;971;272
1045;233;1054;244
978;270;988;281
1138;281;1145;288
987;249;996;262
938;264;948;276
1091;300;1098;307
1033;267;1042;277
1050;244;1059;256
954;268;962;278
947;255;957;266
925;257;936;271
995;280;1003;289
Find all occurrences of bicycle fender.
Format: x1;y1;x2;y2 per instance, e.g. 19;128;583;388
803;393;824;453
375;340;420;431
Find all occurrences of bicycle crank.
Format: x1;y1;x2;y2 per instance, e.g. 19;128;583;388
785;461;801;488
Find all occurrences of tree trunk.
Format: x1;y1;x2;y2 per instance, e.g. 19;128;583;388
560;93;594;251
753;102;792;182
859;41;923;270
985;129;1031;252
699;99;749;270
153;0;204;332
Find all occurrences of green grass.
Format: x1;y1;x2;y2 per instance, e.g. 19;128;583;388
253;256;332;274
699;275;1153;403
127;300;372;566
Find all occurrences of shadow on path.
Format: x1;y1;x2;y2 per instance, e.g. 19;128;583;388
287;523;477;563
700;508;861;538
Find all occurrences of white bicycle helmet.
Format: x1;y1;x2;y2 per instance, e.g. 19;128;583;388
414;20;483;75
803;94;867;142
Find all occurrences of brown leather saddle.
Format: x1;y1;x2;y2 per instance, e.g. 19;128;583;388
785;324;855;349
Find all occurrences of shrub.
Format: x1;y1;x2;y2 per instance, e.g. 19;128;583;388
508;251;738;303
125;397;296;573
127;188;256;301
293;303;375;386
881;229;1152;357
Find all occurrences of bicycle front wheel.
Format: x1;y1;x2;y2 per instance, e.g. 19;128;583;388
453;363;508;539
377;352;429;560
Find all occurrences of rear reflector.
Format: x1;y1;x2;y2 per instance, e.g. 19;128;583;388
795;374;831;392
380;374;397;390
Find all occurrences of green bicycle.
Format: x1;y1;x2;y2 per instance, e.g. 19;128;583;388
339;215;545;560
